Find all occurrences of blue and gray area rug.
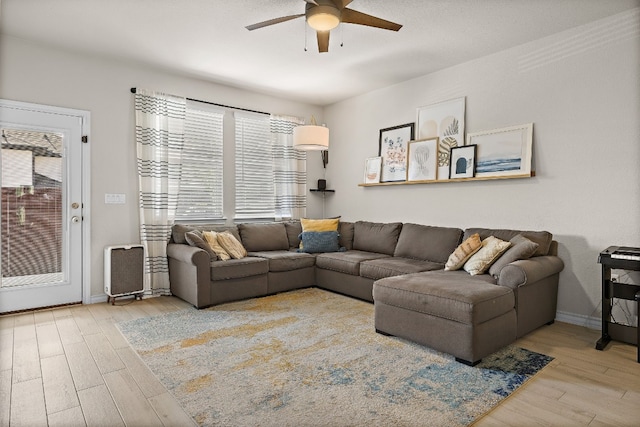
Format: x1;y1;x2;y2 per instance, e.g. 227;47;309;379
118;288;552;426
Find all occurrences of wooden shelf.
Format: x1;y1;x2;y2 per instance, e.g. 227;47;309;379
359;171;535;187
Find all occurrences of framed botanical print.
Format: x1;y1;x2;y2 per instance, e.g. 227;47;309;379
378;123;414;182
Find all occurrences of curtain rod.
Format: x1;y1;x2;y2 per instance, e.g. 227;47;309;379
130;88;270;116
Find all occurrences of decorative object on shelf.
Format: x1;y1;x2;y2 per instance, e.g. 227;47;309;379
416;97;466;181
467;123;533;178
449;144;477;179
317;179;327;191
378;123;414;182
363;156;382;184
407;138;438;182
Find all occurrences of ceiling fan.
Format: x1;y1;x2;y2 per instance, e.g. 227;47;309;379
246;0;402;53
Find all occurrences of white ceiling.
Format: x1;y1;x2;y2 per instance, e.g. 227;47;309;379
1;0;638;106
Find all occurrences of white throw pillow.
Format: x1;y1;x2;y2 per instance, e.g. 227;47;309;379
463;236;511;276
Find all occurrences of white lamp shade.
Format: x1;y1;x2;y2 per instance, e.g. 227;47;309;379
293;125;329;151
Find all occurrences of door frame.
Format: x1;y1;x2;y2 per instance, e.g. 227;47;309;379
0;99;91;307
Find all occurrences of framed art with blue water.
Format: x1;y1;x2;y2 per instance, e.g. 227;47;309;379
466;123;533;178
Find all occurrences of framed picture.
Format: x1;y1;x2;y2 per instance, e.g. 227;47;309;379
363;156;382;184
449;144;477;179
407;138;438;182
467;123;533;178
416;97;466;180
378;123;414;182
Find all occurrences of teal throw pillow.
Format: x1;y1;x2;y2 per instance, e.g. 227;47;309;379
298;231;342;253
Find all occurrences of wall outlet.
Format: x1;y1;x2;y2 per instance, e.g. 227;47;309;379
610;273;619;282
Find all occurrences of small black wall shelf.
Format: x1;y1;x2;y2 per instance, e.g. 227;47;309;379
310;189;335;193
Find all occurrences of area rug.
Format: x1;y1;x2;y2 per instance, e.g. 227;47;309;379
117;288;552;426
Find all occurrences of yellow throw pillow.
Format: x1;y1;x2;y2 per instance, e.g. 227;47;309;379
301;217;340;232
202;231;231;261
463;236;511;276
216;231;247;259
444;233;482;271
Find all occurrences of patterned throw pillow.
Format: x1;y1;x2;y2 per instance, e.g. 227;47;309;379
216;231;247;259
185;230;218;260
298;231;341;253
463;236;511;276
444;233;482;271
202;231;231;261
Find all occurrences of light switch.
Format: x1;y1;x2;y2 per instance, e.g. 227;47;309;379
105;193;126;204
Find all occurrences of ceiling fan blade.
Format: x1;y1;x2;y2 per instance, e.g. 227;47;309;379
317;30;330;53
341;8;402;31
246;14;304;31
329;0;353;9
303;0;319;5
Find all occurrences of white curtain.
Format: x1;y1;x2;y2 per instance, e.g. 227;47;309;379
135;89;186;294
271;115;307;219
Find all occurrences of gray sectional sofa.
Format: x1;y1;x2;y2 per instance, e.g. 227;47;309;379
167;220;564;365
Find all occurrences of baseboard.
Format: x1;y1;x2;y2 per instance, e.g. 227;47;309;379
556;310;601;330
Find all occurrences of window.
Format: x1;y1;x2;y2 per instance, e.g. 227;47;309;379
175;104;224;220
234;111;275;219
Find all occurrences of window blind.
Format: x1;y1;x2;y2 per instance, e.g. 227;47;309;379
175;105;224;220
234;111;274;219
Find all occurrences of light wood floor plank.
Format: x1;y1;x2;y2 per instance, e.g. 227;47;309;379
51;307;74;319
41;354;80;414
84;333;125;374
12;331;40;384
103;369;164;427
70;307;102;336
36;323;64;359
77;384;125;427
47;405;86;427
0;330;13;372
116;346;167;398
10;377;47;427
96;318;130;350
55;317;84;346
0;369;11;426
149;392;196;427
33;310;55;325
63;340;104;391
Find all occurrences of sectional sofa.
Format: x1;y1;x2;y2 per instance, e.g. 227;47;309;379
167;220;564;365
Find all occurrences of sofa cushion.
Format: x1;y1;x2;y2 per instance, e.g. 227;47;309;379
216;231;247;259
301;217;340;232
248;250;316;272
360;257;442;280
338;221;355;250
463;228;552;257
210;257;269;281
353;221;403;256
488;235;539;278
238;223;290;252
299;231;342;253
394;223;463;263
373;270;512;325
184;230;218;260
173;224;242;244
444;233;482;271
284;221;302;248
463;236;511;276
315;250;390;276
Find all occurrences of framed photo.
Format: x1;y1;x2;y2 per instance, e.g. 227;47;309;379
416;97;466;180
407;138;438;182
363;156;382;184
449;144;477;179
467;123;533;178
378;123;414;182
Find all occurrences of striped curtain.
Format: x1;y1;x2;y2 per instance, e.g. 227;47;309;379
135;89;186;294
271;115;307;219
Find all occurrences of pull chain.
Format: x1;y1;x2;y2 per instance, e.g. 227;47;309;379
304;21;308;52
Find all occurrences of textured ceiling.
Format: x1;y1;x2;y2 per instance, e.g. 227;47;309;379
1;0;638;105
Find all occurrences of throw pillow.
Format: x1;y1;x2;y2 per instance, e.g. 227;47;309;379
216;231;247;259
202;231;231;261
463;236;511;276
185;230;218;260
488;235;539;278
444;233;482;271
300;217;340;232
298;231;342;253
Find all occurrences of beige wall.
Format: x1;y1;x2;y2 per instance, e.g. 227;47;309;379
0;35;324;301
322;10;640;325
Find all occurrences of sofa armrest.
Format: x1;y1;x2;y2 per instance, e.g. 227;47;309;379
497;256;564;290
167;243;211;308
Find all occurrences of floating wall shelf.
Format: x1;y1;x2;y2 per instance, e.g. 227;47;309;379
359;172;535;187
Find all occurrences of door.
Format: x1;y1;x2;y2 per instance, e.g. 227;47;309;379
0;100;88;313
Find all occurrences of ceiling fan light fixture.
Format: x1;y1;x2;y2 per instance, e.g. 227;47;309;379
306;6;341;31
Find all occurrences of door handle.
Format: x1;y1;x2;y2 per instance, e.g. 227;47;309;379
71;216;81;223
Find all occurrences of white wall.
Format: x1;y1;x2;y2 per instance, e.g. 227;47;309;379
322;10;640;325
0;35;324;300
